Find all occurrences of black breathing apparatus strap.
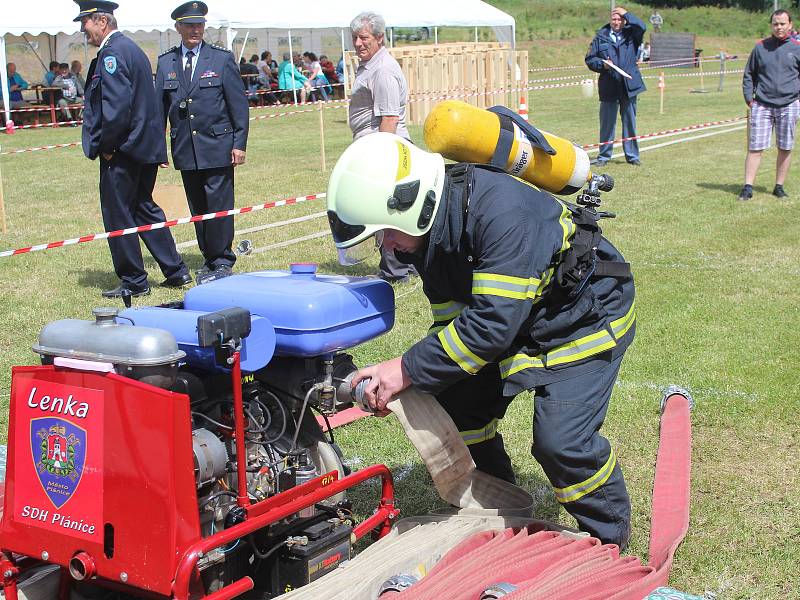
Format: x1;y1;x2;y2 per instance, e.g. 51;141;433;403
443;163;630;299
487;105;557;170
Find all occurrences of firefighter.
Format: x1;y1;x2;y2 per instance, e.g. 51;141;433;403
327;133;636;548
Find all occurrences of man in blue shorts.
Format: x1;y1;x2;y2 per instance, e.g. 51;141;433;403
740;9;800;201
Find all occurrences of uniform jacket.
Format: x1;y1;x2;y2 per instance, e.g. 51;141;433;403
585;12;646;102
82;31;168;164
155;43;249;171
742;35;800;108
400;168;636;397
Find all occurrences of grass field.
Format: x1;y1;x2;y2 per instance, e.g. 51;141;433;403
1;23;799;600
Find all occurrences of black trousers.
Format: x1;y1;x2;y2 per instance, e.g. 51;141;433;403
436;355;631;547
180;166;236;270
99;154;187;288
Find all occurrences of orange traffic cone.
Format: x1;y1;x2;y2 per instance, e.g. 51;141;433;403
518;95;529;122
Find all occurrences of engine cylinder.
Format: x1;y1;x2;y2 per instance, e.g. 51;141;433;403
192;428;228;487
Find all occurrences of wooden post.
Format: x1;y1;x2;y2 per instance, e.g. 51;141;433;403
658;71;665;114
318;102;326;172
0;158;7;233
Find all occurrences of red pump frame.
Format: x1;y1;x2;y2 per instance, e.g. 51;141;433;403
0;352;399;600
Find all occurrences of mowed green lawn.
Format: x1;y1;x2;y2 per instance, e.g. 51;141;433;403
0;66;798;598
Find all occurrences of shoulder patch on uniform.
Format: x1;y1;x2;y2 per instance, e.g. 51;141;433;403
104;56;117;74
210;44;231;52
159;45;179;57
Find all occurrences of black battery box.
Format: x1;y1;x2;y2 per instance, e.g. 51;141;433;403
273;520;352;595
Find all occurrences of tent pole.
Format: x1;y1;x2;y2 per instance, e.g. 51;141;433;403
0;37;12;128
0;150;7;233
238;31;250;63
474;27;478;43
288;29;298;105
340;29;350;97
21;34;48;74
388;28;393;48
434;27;438;45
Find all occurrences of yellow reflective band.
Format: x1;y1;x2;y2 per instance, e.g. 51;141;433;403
556;199;576;254
437;322;487;374
611;301;636;340
498;302;636;378
472;272;541;300
460;418;499;446
554;448;617;503
430;300;467;323
545;329;618;367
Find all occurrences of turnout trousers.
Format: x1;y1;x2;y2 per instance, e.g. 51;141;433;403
99;154;187;288
181;166;237;270
436;354;631;547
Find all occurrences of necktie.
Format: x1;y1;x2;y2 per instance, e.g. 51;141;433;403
185;50;194;82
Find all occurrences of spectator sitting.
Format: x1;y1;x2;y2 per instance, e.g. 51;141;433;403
4;62;31;111
258;50;278;85
239;54;261;103
70;60;86;89
303;51;330;101
43;60;60;86
336;56;345;82
278;52;311;103
53;62;84;122
319;54;339;83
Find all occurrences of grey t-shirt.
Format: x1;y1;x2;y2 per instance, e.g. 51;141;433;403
348;47;410;140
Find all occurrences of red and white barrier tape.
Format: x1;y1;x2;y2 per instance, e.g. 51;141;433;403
1;141;81;155
529;55;741;73
642;68;744;80
0;193;325;258
8;103;84;114
15;119;83;130
581;115;746;150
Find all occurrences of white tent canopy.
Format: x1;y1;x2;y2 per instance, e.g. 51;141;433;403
1;0;515;123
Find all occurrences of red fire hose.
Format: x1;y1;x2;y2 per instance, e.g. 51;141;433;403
382;387;694;599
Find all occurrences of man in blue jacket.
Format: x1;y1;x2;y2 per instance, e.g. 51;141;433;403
327;133;636;548
77;0;190;298
155;1;250;285
585;6;646;166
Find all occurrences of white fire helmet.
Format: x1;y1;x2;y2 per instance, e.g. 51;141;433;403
327;133;445;266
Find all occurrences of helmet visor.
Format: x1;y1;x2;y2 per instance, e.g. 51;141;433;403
328;210;366;246
336;231;384;266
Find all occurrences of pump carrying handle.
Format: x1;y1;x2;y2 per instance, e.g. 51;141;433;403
487;106;557;172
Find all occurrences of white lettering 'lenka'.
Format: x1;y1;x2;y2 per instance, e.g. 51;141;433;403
27;387;89;418
21;505;95;535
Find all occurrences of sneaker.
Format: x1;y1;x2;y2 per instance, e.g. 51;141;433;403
590;157;608;166
196;264;233;285
773;184;788;198
738;185;753;201
627;159;641;166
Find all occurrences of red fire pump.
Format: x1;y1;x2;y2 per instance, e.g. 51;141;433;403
0;266;400;600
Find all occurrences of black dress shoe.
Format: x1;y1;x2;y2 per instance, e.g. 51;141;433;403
101;283;150;298
161;272;193;288
196;264;233;285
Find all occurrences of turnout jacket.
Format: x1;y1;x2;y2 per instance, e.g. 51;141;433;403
155;43;249;171
400;168;636;397
82;31;168;164
585;12;646;102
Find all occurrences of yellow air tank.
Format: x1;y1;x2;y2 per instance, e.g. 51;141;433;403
423;100;592;195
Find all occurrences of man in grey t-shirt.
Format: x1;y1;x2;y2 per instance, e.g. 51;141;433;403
348;11;416;281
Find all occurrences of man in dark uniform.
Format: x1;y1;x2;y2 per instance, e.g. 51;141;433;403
76;0;191;298
155;1;249;285
327;133;636;548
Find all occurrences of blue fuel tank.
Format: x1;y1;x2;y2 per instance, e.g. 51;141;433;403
183;264;395;357
118;308;277;372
